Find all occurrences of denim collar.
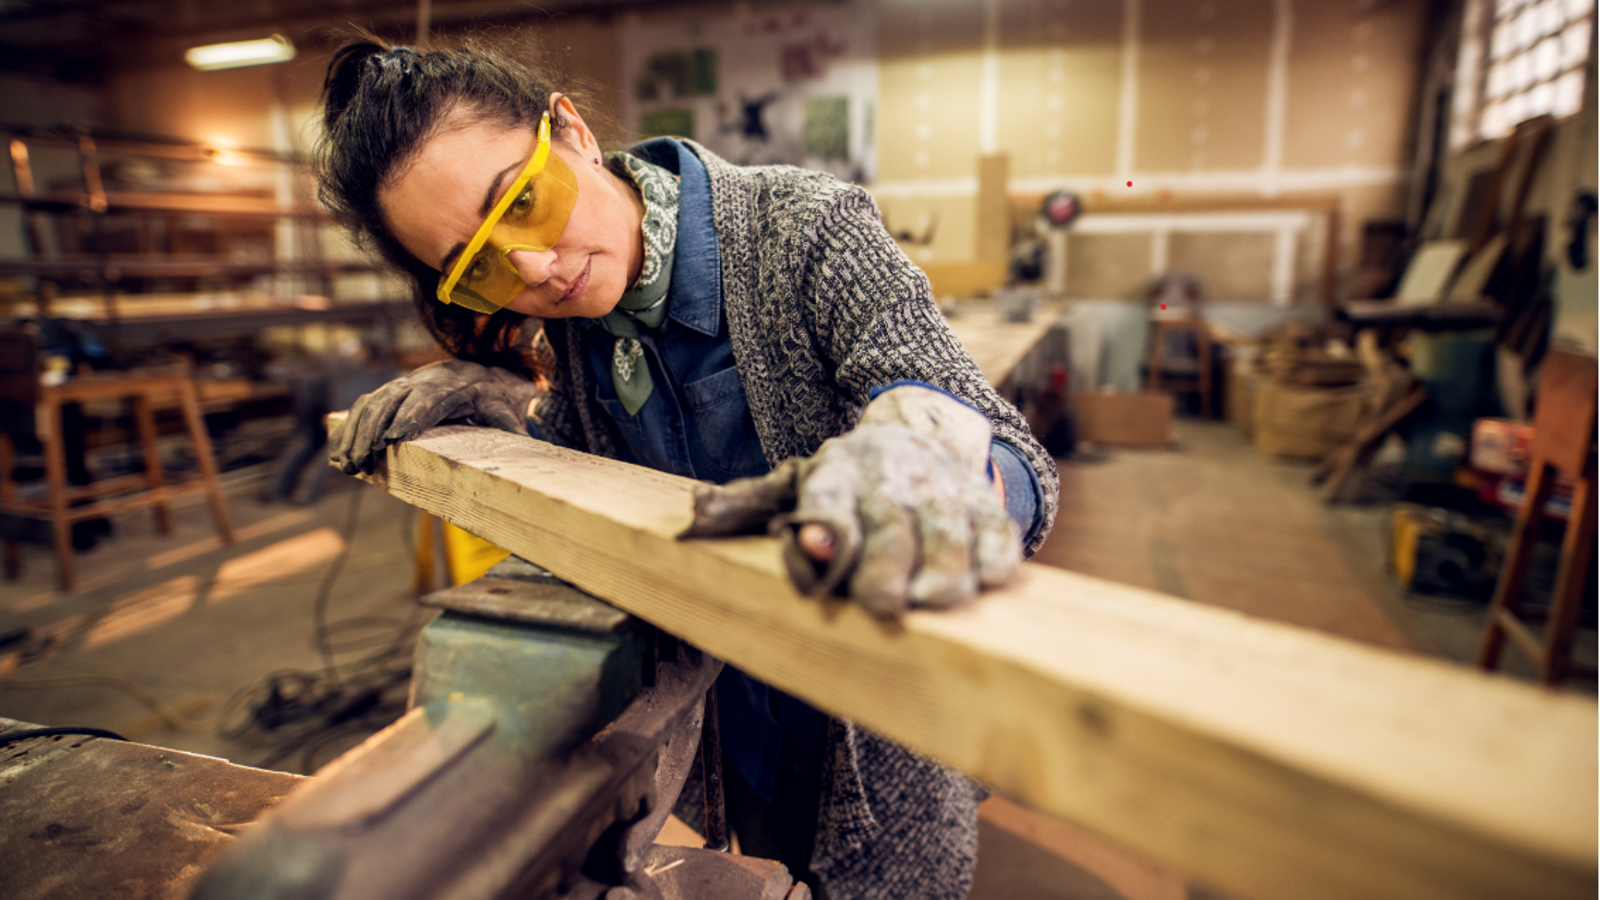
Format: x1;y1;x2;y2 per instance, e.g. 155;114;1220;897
625;137;722;337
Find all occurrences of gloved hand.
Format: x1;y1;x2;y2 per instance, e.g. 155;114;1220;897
329;360;541;475
680;384;1021;616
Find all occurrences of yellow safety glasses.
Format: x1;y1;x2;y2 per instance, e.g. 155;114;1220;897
436;112;581;314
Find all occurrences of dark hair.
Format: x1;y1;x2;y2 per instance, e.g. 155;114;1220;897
316;34;604;376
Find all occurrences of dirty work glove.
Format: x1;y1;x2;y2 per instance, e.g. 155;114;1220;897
329;360;540;476
680;385;1021;616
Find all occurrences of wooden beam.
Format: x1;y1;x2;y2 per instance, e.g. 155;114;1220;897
339;420;1596;900
976;154;1012;264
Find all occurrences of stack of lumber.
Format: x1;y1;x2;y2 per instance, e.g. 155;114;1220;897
1259;325;1367;387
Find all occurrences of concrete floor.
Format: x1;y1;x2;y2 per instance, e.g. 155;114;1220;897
1;419;1591;898
0;473;422;769
1038;420;1596;676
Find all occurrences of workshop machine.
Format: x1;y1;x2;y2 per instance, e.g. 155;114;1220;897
1;558;809;900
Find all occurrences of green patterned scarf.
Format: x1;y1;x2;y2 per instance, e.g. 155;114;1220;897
597;153;680;415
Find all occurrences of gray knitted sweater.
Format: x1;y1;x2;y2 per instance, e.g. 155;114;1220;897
534;142;1059;900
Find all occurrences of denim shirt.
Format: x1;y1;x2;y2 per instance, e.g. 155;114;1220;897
572;138;1042;802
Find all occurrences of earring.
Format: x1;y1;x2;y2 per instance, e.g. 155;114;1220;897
592;157;600;165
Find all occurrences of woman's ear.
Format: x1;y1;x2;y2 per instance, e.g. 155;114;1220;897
550;94;600;163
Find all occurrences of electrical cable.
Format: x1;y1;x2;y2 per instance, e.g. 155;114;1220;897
311;484;365;685
0;726;127;747
1;482;426;774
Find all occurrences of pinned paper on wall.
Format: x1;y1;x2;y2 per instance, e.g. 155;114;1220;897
621;0;877;182
638;108;697;142
803;96;850;161
634;48;718;102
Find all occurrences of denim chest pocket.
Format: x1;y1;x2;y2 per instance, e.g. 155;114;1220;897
683;366;770;483
595;392;650;465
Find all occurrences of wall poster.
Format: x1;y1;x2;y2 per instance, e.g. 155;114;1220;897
620;0;878;184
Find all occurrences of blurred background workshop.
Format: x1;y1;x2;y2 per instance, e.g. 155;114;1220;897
0;1;1595;899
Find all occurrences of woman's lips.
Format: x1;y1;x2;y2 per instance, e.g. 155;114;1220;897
559;259;592;303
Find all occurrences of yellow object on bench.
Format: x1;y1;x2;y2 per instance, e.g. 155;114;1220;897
413;512;510;589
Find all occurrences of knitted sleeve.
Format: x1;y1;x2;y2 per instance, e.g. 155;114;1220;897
793;186;1059;555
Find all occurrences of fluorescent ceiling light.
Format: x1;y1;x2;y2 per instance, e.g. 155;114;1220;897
185;35;296;71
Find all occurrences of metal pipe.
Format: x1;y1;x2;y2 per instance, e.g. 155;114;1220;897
699;683;729;853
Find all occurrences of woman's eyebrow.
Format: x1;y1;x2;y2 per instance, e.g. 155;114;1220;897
480;159;525;216
439;157;528;272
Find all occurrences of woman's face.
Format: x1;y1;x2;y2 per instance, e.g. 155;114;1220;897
379;100;645;320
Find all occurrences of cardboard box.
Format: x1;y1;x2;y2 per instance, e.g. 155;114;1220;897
1073;391;1174;447
1253;381;1368;459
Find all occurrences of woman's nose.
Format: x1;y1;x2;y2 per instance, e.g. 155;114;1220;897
504;247;558;287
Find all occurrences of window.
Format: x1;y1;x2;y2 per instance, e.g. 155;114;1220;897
1452;0;1594;148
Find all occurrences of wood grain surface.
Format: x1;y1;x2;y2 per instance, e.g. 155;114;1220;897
336;418;1596;900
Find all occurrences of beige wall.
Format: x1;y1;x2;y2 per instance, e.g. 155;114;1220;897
871;0;1430;302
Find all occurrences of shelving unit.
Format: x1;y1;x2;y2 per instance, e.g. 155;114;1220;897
0;122;409;353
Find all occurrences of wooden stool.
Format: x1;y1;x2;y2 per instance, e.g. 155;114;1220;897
1146;315;1213;418
1476;349;1598;686
0;371;234;591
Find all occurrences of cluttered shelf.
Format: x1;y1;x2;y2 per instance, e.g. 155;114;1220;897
2;122;388;310
0;190;335;219
0;256;384;281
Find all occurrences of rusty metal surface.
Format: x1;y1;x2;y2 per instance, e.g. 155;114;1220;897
640;845;809;900
622;693;704;873
485;555;564;584
0;720;303;900
420;576;631;634
179;557;789;900
699;678;730;853
191;646;724;900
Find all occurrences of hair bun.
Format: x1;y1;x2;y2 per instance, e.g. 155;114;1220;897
322;40;389;129
376;45;420;73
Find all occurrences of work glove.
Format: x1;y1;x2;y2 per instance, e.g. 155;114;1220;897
680;384;1021;616
329;360;540;475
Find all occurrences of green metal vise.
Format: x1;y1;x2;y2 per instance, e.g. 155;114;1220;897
191;557;807;900
410;557;649;764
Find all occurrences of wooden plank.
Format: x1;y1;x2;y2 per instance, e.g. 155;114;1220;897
1012;193;1344;215
1529;350;1598;479
978;797;1187;900
1317;386;1429;503
337;420;1597;900
976;154;1011;263
0;191;331;220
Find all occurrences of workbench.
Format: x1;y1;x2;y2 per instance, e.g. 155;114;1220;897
941;301;1069;400
0;717;305;900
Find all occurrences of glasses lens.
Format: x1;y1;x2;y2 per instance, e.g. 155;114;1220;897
444;279;507;315
442;151;581;313
505;151;580;251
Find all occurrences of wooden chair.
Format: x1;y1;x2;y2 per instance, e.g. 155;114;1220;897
0;334;233;591
1475;348;1598;686
1146;315;1213;419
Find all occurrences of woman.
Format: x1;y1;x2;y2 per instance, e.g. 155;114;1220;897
320;38;1057;900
